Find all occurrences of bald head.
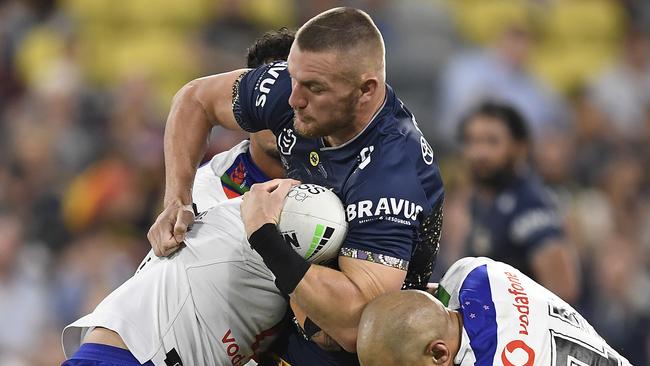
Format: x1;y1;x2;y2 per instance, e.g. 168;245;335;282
296;7;386;83
357;290;460;366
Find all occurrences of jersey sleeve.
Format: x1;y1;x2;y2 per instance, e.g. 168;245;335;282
509;194;565;254
339;134;441;271
233;61;293;133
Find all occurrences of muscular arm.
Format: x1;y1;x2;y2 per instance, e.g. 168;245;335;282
149;70;248;256
531;240;580;304
292;257;406;352
163;70;248;207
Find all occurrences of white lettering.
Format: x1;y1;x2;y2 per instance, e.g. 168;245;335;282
346;204;357;222
358;200;373;218
390;198;404;215
259;77;275;93
404;202;416;219
255;94;266;107
413;205;424;220
255;62;287;109
374;198;390;216
267;64;287;78
346;198;425;224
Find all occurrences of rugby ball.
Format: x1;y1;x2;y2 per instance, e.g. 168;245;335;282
278;184;347;264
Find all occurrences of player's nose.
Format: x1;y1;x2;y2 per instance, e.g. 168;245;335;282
289;83;307;109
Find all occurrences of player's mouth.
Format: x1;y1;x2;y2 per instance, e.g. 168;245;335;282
294;112;315;124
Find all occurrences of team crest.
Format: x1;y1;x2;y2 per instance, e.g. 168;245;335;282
278;128;297;155
309;151;319;166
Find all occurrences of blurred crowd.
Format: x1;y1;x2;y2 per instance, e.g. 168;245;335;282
0;0;648;364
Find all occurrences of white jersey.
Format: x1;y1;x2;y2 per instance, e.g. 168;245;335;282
63;141;287;366
193;140;260;212
438;257;632;366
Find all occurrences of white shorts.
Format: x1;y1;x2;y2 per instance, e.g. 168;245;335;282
62;200;287;366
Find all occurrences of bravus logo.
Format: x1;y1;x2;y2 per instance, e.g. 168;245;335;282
346;198;423;222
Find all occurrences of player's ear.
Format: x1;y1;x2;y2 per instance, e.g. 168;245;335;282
358;77;379;104
426;340;450;365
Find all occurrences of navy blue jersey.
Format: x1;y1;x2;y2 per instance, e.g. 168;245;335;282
464;173;564;278
233;61;444;365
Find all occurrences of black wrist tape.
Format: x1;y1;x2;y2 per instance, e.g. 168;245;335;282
249;223;311;295
303;317;322;339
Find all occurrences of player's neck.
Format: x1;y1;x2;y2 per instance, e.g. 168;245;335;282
324;86;386;147
249;144;285;179
448;310;463;363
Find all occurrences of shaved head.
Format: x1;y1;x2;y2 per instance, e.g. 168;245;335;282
287;7;389;146
296;7;385;84
357;290;461;366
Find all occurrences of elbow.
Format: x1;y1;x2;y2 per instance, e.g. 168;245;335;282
337;329;358;353
173;79;201;104
543;267;581;304
555;277;580;305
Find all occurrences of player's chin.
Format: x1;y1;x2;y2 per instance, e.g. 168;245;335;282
293;118;321;138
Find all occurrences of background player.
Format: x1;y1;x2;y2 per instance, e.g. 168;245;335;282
458;101;579;303
148;7;444;365
357;257;632;366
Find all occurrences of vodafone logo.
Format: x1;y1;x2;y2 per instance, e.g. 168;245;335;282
501;340;535;366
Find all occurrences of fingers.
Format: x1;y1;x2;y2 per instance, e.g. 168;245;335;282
271;179;297;200
250;178;301;193
173;210;194;243
148;222;180;257
148;205;194;257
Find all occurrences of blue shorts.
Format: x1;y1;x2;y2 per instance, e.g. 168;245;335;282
62;343;155;366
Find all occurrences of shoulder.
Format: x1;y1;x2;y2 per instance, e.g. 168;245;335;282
236;61;293;133
512;174;558;210
240;61;290;106
438;257;496;307
378;92;439;171
507;175;564;241
356;95;443;201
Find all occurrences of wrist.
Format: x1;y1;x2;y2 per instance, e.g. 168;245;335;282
249;224;311;295
246;217;278;239
164;194;192;209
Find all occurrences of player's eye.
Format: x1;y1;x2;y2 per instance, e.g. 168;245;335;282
309;85;325;94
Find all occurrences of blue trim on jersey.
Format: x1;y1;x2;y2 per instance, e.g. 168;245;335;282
241;149;271;184
62;343;154;366
459;264;498;366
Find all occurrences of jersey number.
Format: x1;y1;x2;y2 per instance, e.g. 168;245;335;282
552;332;622;366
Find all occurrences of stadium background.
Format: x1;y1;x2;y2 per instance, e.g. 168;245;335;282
0;0;648;364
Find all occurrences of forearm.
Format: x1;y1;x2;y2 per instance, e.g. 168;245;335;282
291;266;369;351
532;241;580;304
163;84;211;206
245;210;405;352
163;70;248;207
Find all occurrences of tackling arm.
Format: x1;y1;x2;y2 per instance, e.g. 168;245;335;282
149;70;248;256
241;179;409;352
291;257;406;353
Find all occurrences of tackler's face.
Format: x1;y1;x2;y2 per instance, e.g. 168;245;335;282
287;43;360;139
